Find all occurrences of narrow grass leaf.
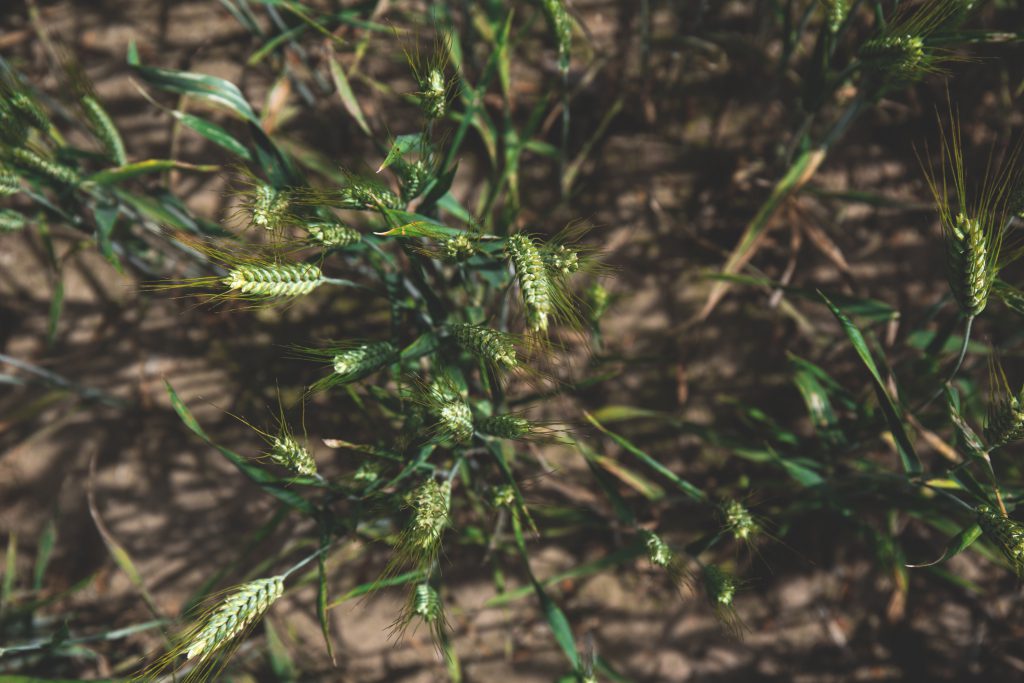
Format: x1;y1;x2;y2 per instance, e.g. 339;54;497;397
329;48;372;137
819;293;921;474
165;381;315;515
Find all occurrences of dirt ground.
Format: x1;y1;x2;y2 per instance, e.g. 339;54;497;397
4;1;1024;681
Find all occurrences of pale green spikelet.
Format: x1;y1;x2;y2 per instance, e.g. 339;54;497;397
10;147;80;186
251;184;290;230
985;358;1024;449
440;233;476;262
222;262;324;298
702;564;736;607
330;341;397;384
859;0;963;83
451;323;518;370
337;178;404;211
820;0;848;33
507;233;554;332
412;582;442;622
268;434;317;476
0;163;20;195
642;530;673;568
478;414;533;440
185;575;284;662
8;91;49;131
491;484;516;508
419;67;448;120
0;102;28;147
396;158;432;201
542;244;580;277
976;504;1024;577
437;396;473;444
306;221;361;248
390;479;451;573
722;499;759;542
948;214;995;317
0;209;26;232
860;35;926;79
541;0;572;72
81;95;126;166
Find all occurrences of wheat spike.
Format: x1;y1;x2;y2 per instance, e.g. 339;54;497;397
186;576;284;662
306;221;361;248
81;95;126;166
0;209;26;232
222;263;324;298
507;233;554;332
0;163;20;195
642;530;673;568
10;148;80;186
977;504;1024;577
477;414;532;440
268;434;317;476
451;323;518;370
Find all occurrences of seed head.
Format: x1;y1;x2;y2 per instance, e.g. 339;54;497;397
0;163;20;195
542;244;580;276
985;358;1024;449
186;575;284;662
451;323;518;370
306;221;361;248
860;35;926;80
540;0;572;71
412;582;442;622
268;434;317;476
81;95;126;166
702;564;736;607
354;461;383;483
821;0;848;34
10;148;80;186
437;398;474;444
477;414;533;440
946;213;993;317
440;234;476;262
222;263;324;298
251;184;290;230
408;479;451;558
977;504;1024;577
8;91;48;131
331;341;397;383
722;499;759;542
585;282;610;322
419;68;448;120
396;158;432;201
507;233;554;332
0;209;26;232
491;484;516;508
642;530;673;568
338;178;404;211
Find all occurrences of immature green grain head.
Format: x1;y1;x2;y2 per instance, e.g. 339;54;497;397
251;184;290;230
859;0;963;84
921;106;1021;319
0;162;19;196
985;357;1024;449
507;233;554;332
451;323;518;370
642;530;673;569
6;89;49;131
585;282;610;323
976;504;1024;577
820;0;848;34
389;478;452;574
542;243;580;276
337;177;404;211
0;209;26;232
722;499;759;543
81;95;126;166
540;0;573;71
185;575;284;662
0;101;28;147
477;414;534;440
426;378;473;444
268;434;317;476
440;233;476;262
306;221;361;248
396;158;433;201
222;262;324;299
9;147;80;186
701;564;745;636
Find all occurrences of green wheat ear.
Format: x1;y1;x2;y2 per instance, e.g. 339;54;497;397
81;95;126;166
701;564;745;637
976;505;1024;577
305;220;361;248
185;576;285;662
859;0;966;84
921;104;1023;319
985;355;1024;450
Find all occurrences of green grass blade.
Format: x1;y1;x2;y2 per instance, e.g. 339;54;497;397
819;293;922;475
